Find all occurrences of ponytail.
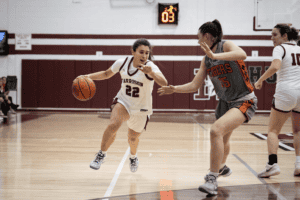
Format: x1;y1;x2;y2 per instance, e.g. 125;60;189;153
290;27;299;41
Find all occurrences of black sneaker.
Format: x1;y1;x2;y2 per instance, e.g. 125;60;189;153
219;165;232;177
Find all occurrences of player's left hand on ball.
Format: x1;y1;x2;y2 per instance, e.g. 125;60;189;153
138;64;152;74
254;80;263;90
158;85;175;96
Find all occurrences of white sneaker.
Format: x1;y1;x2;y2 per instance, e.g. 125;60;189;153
90;150;106;170
258;163;280;178
294;162;300;176
198;174;218;195
129;157;139;172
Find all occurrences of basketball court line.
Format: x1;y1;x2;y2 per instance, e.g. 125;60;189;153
233;154;287;200
190;116;207;131
253;133;295;151
103;147;130;199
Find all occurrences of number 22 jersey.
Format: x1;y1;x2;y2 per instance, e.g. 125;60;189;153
204;41;254;102
111;56;163;115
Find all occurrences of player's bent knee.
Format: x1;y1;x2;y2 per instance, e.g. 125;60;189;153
210;127;223;138
107;122;121;132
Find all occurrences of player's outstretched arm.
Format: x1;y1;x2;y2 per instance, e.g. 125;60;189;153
158;57;207;95
78;68;116;81
255;59;281;90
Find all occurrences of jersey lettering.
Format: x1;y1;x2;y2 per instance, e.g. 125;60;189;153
126;85;140;98
291;53;300;66
218;77;231;88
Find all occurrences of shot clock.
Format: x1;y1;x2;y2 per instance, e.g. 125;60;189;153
158;3;179;25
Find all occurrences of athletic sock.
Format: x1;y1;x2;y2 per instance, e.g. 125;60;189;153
268;154;277;165
208;171;219;178
296;156;300;163
130;154;137;159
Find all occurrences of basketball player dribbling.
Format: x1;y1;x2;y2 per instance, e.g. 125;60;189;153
158;19;258;195
255;24;300;178
76;38;168;172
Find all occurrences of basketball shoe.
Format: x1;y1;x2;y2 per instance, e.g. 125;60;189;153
129;157;139;172
218;165;232;177
90;150;106;170
294;162;300;176
258;163;280;178
198;174;218;195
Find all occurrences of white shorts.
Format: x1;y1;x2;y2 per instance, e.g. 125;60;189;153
273;89;300;113
127;114;150;133
111;98;150;133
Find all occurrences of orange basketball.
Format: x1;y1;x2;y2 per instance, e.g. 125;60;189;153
72;77;96;101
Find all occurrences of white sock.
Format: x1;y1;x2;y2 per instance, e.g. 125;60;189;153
208;171;219;178
296;156;300;163
130;154;137;159
101;150;107;156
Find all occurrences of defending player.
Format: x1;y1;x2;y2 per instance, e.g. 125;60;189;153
158;19;258;195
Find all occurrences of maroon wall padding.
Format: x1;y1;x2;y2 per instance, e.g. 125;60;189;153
37;60;56;107
173;61;190;109
188;61;219;110
90;61;109;108
54;61;77;108
22;60;39;107
263;62;276;110
246;62;264;110
107;61;122;107
21;60;276;111
154;61;174;109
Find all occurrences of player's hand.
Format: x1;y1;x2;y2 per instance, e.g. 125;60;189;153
158;85;175;96
200;42;215;59
73;75;90;83
138;64;152;74
254;80;263;90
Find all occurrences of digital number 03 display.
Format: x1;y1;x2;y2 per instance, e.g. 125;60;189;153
158;3;179;25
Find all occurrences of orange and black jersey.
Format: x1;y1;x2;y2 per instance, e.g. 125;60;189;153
204;41;253;102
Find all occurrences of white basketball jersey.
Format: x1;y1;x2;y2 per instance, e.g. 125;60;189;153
112;56;160;115
273;42;300;90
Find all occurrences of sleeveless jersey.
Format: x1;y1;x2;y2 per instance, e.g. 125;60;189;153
205;41;254;102
111;56;161;115
273;42;300;91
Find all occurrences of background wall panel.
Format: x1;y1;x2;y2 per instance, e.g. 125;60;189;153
21;60;277;112
173;61;190;109
264;62;276;110
54;61;77;108
91;61;109;108
154;61;174;109
22;60;38;108
37;60;56;107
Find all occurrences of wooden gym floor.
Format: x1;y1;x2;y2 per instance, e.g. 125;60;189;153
0;111;299;200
